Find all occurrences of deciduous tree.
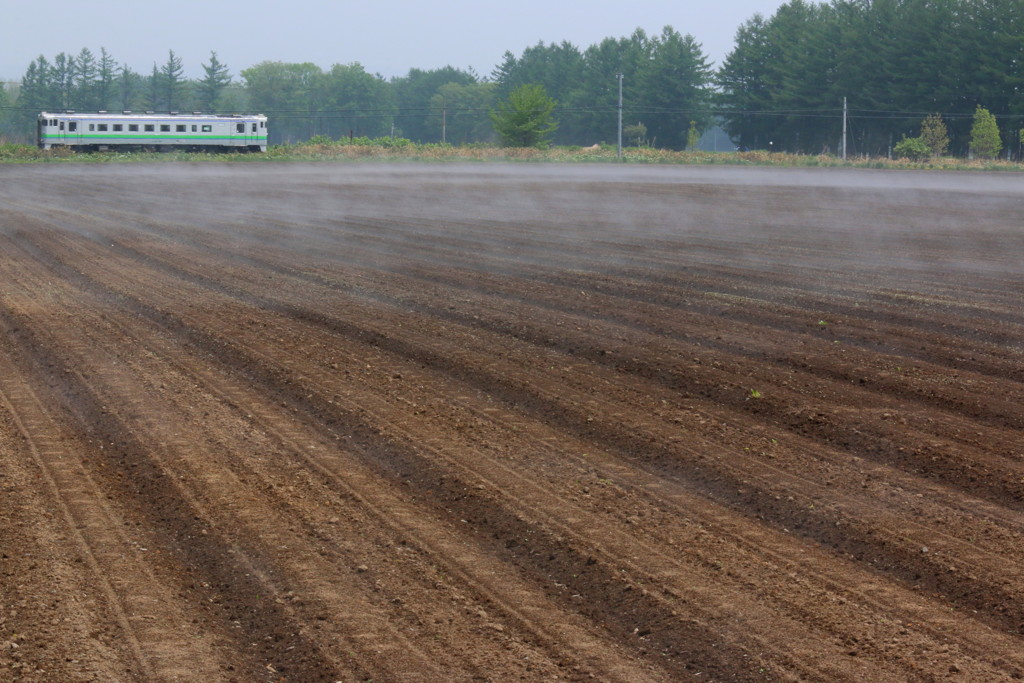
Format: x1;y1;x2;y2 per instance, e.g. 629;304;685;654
314;62;394;139
428;81;496;144
623;121;648;146
392;66;477;141
919;113;949;157
241;61;321;142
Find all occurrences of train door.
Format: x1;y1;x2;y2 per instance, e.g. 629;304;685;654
64;119;82;147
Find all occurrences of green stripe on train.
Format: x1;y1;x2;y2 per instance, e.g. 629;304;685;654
41;135;268;142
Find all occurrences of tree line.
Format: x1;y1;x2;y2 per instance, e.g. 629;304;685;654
8;49;236;131
2;0;1023;156
717;0;1024;157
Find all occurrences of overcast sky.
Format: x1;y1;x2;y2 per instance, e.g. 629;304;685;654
2;0;789;84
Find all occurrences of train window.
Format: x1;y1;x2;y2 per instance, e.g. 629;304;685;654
160;124;170;132
89;124;95;131
251;123;257;133
113;124;123;132
145;124;155;132
69;122;77;132
236;123;245;133
176;124;186;132
191;125;197;132
129;124;139;132
202;125;212;133
59;122;65;131
98;124;108;132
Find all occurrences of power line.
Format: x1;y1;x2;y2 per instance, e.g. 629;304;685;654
5;101;1022;120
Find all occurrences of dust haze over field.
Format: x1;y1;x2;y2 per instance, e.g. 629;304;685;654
1;163;1022;681
14;163;1023;272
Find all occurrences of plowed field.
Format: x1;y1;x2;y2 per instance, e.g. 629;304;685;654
1;163;1022;682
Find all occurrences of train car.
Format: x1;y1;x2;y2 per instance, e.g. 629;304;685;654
37;111;268;152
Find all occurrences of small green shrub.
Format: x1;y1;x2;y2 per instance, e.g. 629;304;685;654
337;135;414;148
306;134;336;146
893;136;930;161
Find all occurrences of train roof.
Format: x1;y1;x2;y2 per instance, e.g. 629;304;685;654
40;111;266;120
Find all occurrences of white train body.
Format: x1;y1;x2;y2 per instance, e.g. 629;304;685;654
37;112;268;152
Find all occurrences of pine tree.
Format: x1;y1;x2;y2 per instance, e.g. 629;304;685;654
717;15;774;151
18;57;55;112
970;105;1001;159
489;51;519;98
197;51;232;112
118;64;140;111
12;57;55;135
0;82;9;136
147;63;162;110
573;31;650;146
97;48;117;111
161;50;184;111
74;47;98;110
638;27;712;150
52;53;76;110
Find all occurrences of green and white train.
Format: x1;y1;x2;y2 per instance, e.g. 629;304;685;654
37;111;268;152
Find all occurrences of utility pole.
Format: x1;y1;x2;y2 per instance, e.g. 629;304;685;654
617;73;623;160
842;96;848;160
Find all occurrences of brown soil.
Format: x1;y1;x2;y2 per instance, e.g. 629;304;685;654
1;162;1022;682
